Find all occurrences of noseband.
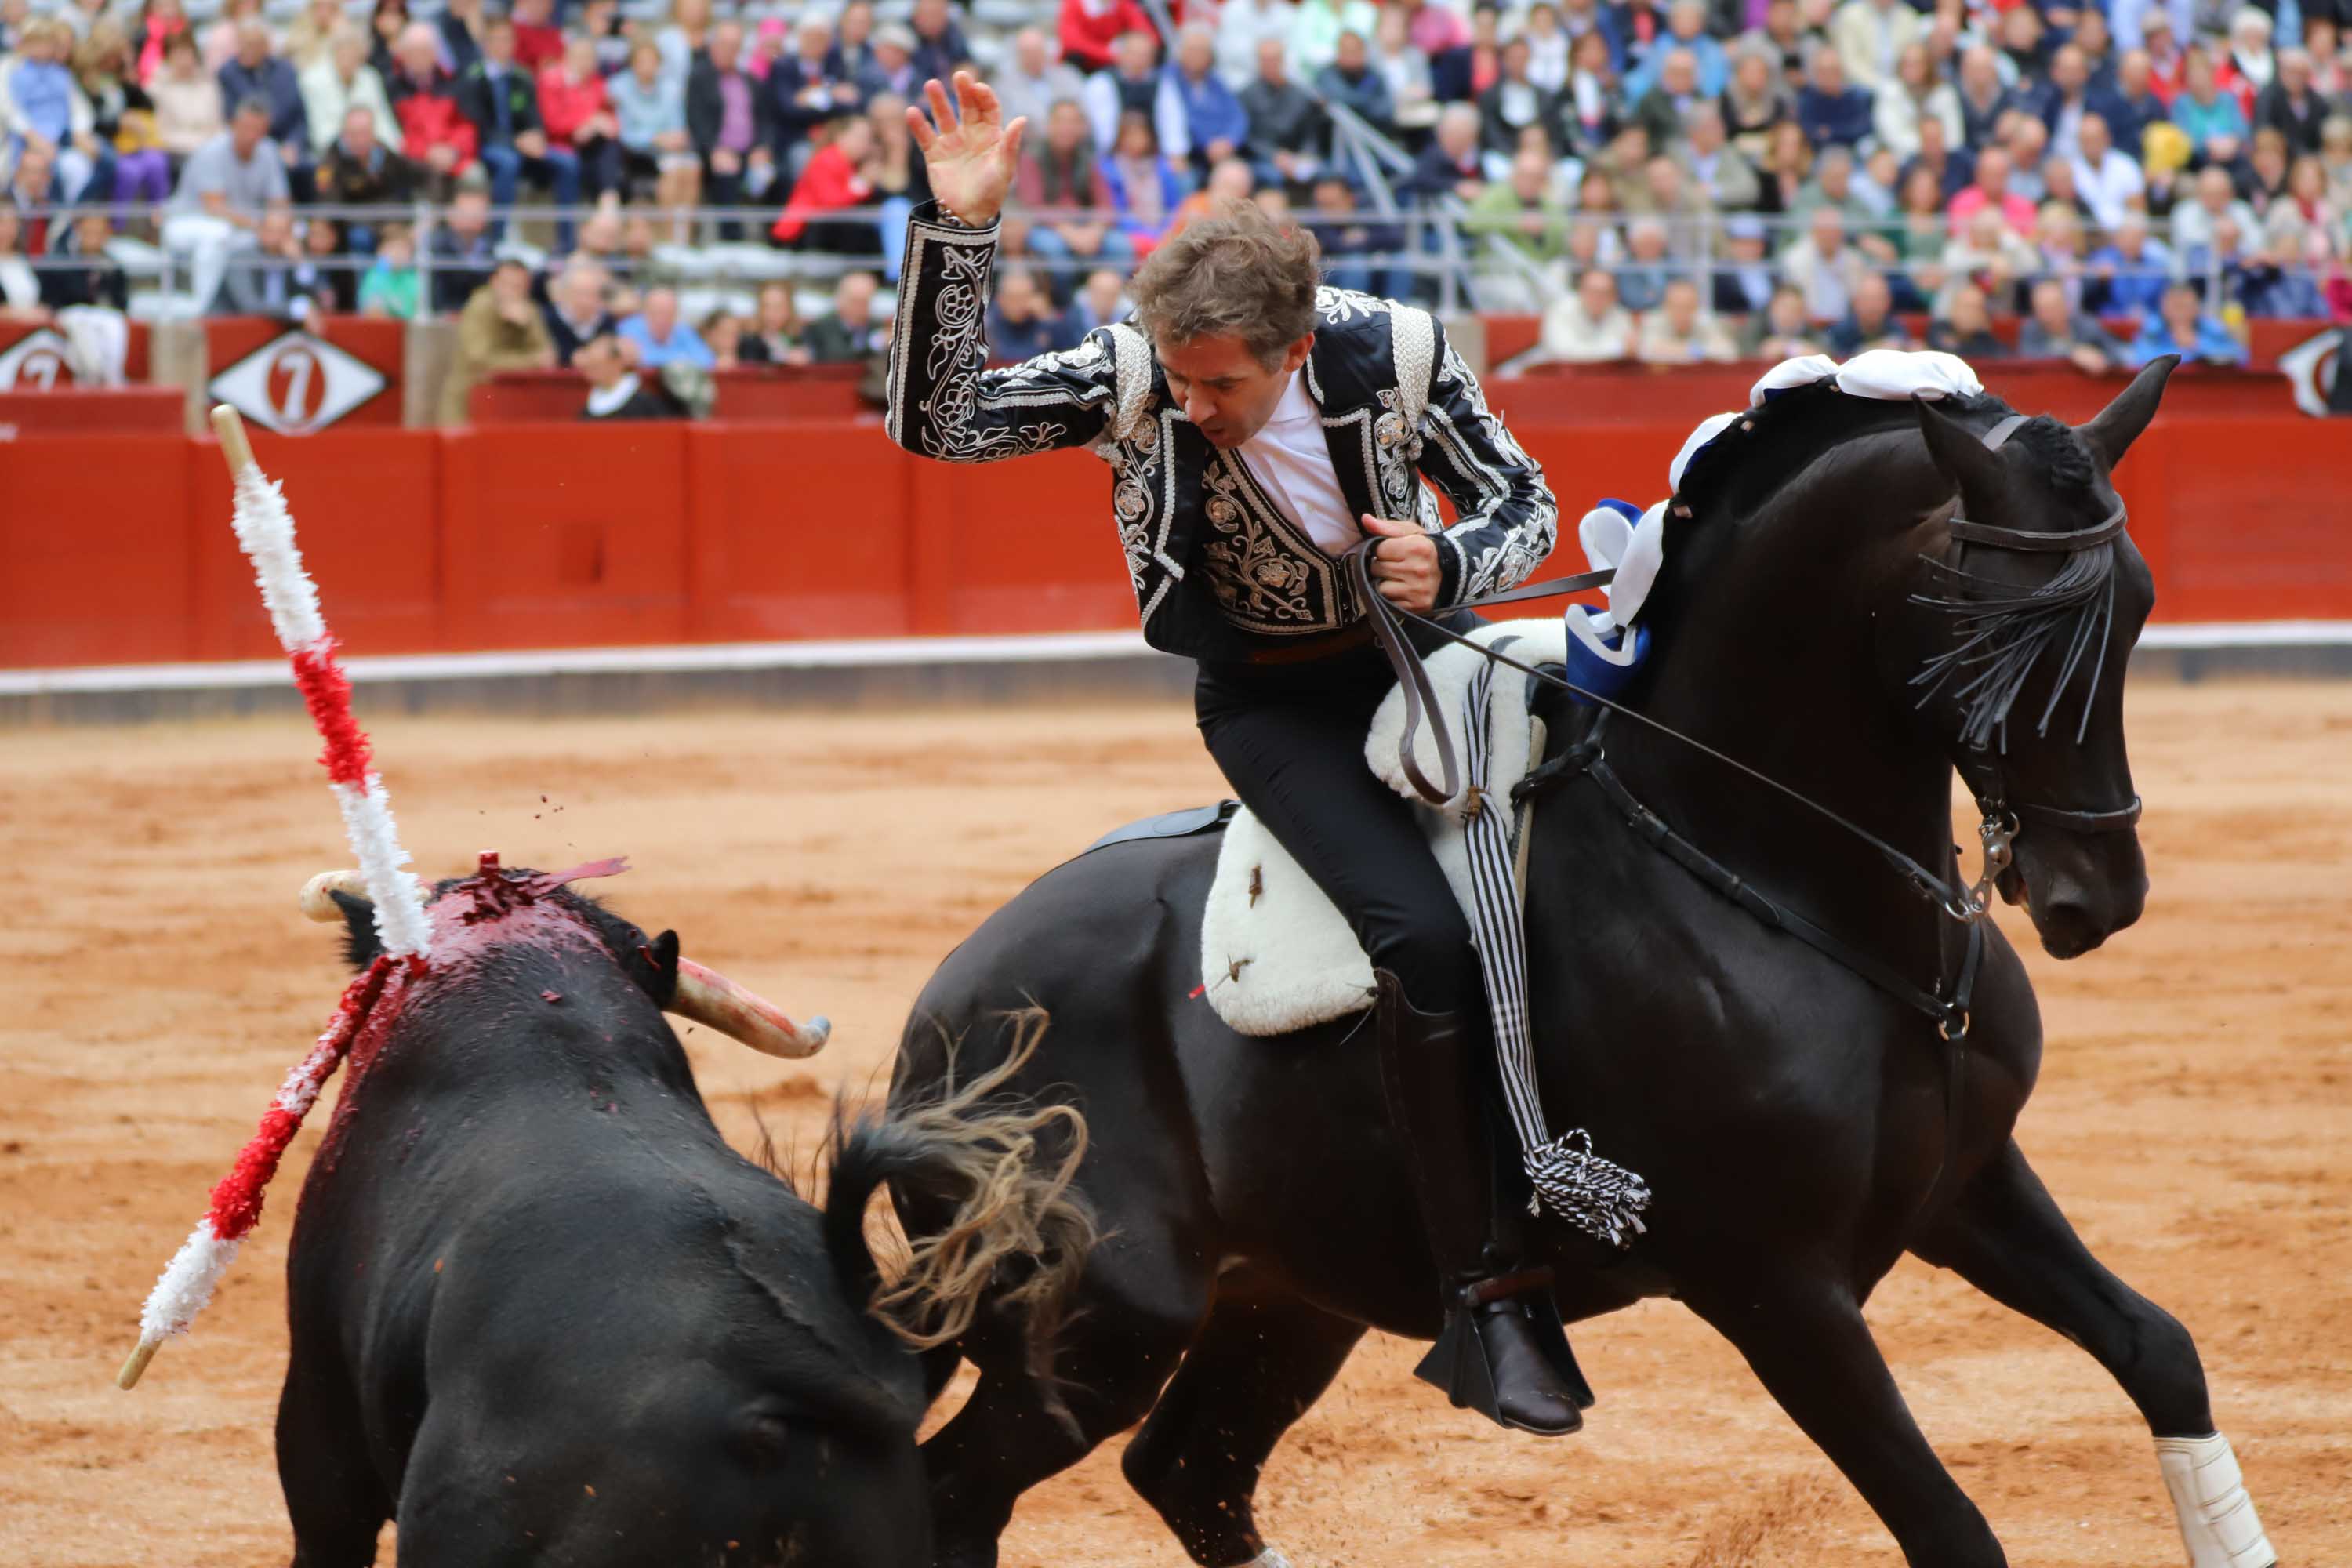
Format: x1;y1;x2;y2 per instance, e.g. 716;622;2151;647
1939;413;2143;837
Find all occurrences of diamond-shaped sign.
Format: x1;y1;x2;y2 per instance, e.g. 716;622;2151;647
208;330;388;434
0;328;76;390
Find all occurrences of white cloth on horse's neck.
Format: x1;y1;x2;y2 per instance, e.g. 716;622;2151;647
1577;499;1668;629
1236;367;1362;555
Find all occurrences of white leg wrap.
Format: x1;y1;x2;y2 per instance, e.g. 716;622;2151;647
1236;1552;1294;1568
2155;1432;2275;1568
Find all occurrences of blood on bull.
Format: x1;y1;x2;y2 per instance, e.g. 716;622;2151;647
276;855;1091;1568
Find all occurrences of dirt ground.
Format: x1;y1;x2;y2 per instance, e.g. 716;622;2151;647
2;680;2346;1566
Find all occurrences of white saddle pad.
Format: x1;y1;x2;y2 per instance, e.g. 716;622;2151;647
1200;619;1570;1037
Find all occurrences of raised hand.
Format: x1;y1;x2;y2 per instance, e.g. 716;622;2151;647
906;70;1026;227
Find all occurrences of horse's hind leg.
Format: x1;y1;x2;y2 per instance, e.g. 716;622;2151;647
1686;1273;2006;1566
920;1248;1211;1568
1912;1138;2276;1567
1121;1288;1367;1568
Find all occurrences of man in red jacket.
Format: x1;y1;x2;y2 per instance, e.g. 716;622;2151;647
387;21;478;196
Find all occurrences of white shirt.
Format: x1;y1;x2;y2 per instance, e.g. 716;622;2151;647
1236;368;1362;556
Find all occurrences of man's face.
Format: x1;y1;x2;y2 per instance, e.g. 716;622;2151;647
1513;154;1549;200
1049;101;1086;154
1116;29;1155;75
1014;30;1046;74
2052;46;2084;93
711;23;740;68
343;107;375;154
1577;271;1614;317
1977;149;2009;196
231;107;269;156
1257;38;1286;84
237;24;268;64
1664;283;1697;330
1083;270;1123;321
838;275;876;324
484;22;514;64
1689;109;1722;152
2079;114;2109;161
1336;31;1365;70
2116;220;2147;258
492;263;529;305
996;271;1040;320
2163;287;2198;333
1855;276;1889;323
644;289;678;337
452;192;488;237
1180;31;1212;75
1662;50;1694;94
2032;281;2068;330
1314;178;1353;212
1159;331;1309;448
258;209;293;249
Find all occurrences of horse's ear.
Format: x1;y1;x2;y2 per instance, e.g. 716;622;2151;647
2074;354;2177;470
1914;395;2007;500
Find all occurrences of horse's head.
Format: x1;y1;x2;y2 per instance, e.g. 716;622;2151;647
1891;358;2176;958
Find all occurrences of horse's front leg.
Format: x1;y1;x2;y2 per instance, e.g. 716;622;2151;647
1912;1138;2278;1568
1686;1272;2005;1567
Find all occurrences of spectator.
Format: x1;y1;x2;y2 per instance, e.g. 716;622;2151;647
1018;97;1131;286
219;201;325;318
1613;216;1674;310
1369;4;1437;132
999;28;1086;139
2242;125;2293;208
1169;154;1254;234
1830;0;1921;96
1719;42;1787;162
1537;266;1635;361
40;210;130;382
826;0;877;86
2133;278;2248;365
153;30;226;157
1827;269;1912;354
1791;143;1879;229
804;269;881;363
688;20;777;225
365;0;409;79
1743;280;1823;357
74;22;172;206
317;105;416;250
1953;45;2011;151
1947;145;2036;235
282;0;345;71
0;208;45;321
217;19;307;177
1404;101;1486;201
387;21;476;194
768;17;856;172
2068;112;2145;232
1305;172;1404;295
2088;212;2176;317
907;0;970;85
459;15;580;243
609;36;699;215
2172;46;2250;165
2266;153;2340;253
1780;203;1869;321
858;23;920;102
429;181;496;311
2002;114;2053;202
1628;45;1703;153
541;256;612;365
437;0;485;79
737;278;810;364
2093;48;2166;158
539;31;622;200
2216;7;2274;114
1160;24;1247;171
2324;115;2352;214
1239;38;1327;191
1564;29;1621;151
1872;41;1962;162
1937;204;2038;315
1466;147;1574;263
1711;214;1777;314
1058;0;1153;75
770;114;877;253
162;94;285;310
509;0;561;74
575;329;677;419
2172;164;2261;252
2024;44;2097;162
1623;0;1725;99
617;283;713;368
1756;117;1811;213
1083;29;1167;155
1889;161;1952;305
1104;110;1185;251
1795;44;1874;151
1068;265;1128;335
987;263;1076;358
1521;2;1572;94
1635;275;1736;361
702;307;743;369
1314;28;1395;142
3;17;100;199
1218;0;1298;89
1678;102;1761;212
1483;34;1570;164
357;218;422;316
198;0;260;76
1927;281;2007;358
2020;275;2128;372
299;26;398;162
864;90;930;274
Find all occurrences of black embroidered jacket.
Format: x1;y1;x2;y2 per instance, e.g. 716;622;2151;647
883;201;1559;662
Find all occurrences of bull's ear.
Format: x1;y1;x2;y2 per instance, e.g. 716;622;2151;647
1915;395;2009;502
639;928;681;1006
329;890;382;972
2075;353;2177;469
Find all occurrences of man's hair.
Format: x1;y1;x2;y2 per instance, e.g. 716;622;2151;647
1128;201;1320;369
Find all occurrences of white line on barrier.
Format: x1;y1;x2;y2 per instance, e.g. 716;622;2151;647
2;622;2347;699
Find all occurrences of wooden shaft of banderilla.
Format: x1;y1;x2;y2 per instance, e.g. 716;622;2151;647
210;403;256;476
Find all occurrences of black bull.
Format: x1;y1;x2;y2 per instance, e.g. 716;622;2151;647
279;869;1089;1568
890;364;2243;1568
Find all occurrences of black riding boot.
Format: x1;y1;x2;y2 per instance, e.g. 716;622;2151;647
1374;971;1594;1436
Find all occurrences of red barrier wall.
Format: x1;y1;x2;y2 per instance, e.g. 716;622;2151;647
2;394;2347;670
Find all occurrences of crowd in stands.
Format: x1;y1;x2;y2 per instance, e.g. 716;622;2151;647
3;0;2352;406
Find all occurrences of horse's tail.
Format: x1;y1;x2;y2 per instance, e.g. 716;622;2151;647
823;1007;1095;1384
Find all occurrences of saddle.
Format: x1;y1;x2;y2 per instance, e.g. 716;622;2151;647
1198;618;1570;1038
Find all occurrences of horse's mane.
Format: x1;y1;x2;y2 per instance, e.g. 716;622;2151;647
1641;382;2119;750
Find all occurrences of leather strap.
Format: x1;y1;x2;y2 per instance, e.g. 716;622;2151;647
1947;506;2129;553
1349;541;1460;804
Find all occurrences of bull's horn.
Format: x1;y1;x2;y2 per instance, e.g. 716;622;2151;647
299;869;369;921
670;959;830;1058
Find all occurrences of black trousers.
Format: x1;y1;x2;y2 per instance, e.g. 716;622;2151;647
1195;624;1484;1018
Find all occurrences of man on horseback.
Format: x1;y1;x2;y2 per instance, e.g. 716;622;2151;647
887;71;1584;1434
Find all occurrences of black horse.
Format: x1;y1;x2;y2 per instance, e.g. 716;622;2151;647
892;359;2257;1568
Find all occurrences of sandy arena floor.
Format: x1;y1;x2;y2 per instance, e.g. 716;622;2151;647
2;681;2346;1566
